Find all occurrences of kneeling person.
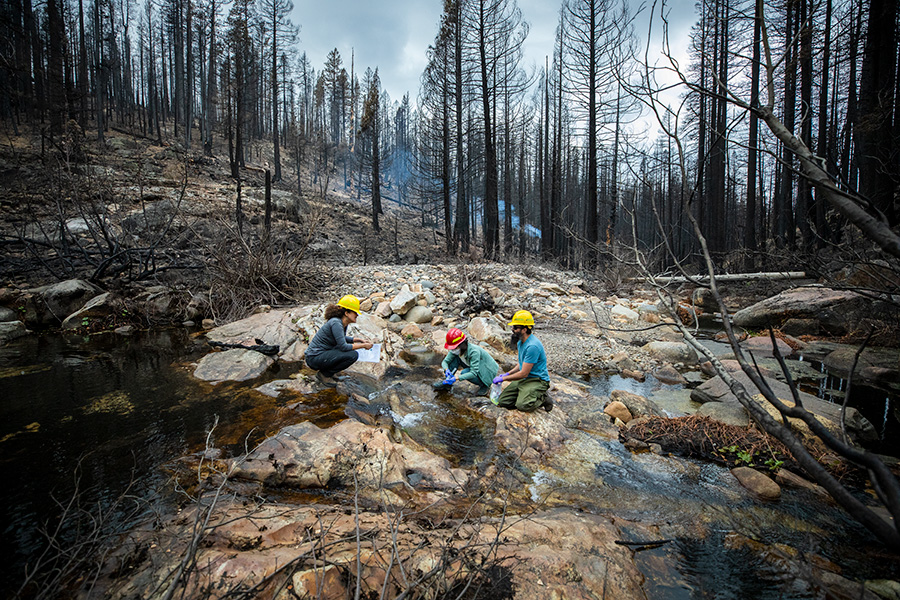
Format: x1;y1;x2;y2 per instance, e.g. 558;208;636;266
492;310;552;412
433;328;499;396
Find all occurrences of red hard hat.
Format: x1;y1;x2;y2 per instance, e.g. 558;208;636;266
444;328;466;349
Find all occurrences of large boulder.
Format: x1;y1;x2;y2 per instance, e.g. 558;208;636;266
0;320;29;344
229;420;469;503
374;301;393;318
492;402;575;462
61;292;122;329
389;287;418;316
642;341;699;365
653;365;687;385
403;305;433;324
349;312;388;340
345;320;394;381
206;306;315;362
193;348;275;384
690;370;877;444
468;316;508;351
732;288;872;335
100;503;651;600
822;346;900;380
24;279;103;325
741;335;794;358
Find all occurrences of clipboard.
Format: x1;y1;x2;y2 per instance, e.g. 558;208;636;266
356;343;382;363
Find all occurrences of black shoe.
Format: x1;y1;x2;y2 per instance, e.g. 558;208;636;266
474;385;489;396
432;381;452;391
542;395;554;412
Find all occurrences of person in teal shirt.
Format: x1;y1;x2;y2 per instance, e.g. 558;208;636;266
433;328;499;396
492;310;552;412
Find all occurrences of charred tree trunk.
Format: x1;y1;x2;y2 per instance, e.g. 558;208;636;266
855;0;898;224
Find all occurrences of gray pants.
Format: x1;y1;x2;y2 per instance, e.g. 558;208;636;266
305;349;358;377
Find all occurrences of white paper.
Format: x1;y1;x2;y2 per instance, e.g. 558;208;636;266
356;343;382;363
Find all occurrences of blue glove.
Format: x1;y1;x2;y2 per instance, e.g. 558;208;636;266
492;374;505;385
444;369;453;379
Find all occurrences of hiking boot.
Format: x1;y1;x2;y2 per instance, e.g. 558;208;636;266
474;385;489;396
316;371;337;388
542;395;554;412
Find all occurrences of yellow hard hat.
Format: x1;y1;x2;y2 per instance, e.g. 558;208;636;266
509;310;534;327
338;294;361;314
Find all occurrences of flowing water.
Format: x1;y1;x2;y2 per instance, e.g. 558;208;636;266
0;330;897;597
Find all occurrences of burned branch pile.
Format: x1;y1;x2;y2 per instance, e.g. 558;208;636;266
462;289;496;316
624;415;798;474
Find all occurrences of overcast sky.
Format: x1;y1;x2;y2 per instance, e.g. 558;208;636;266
290;0;698;106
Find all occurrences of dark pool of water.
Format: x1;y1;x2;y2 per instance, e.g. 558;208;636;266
391;391;495;468
0;329;324;596
794;359;900;456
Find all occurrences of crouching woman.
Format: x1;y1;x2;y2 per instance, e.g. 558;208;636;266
305;294;373;386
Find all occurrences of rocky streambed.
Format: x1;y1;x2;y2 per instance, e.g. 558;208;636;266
3;265;900;599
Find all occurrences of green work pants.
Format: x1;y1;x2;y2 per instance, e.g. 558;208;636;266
495;378;550;412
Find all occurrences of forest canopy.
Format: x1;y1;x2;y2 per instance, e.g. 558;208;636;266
0;0;897;274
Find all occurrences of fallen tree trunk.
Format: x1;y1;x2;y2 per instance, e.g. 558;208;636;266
642;271;807;284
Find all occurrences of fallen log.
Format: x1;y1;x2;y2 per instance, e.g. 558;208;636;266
638;271;808;284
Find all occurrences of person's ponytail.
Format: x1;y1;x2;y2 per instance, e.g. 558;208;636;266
324;304;344;320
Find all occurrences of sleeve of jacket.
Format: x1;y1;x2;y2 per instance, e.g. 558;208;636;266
441;353;458;372
331;320;355;352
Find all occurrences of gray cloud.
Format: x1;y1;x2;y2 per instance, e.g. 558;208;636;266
291;0;437;102
291;0;696;104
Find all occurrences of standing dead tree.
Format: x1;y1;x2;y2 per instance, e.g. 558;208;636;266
622;0;900;550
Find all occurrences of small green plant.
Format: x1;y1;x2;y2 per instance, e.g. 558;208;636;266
764;457;783;472
736;449;755;466
81;317;90;327
718;445;756;466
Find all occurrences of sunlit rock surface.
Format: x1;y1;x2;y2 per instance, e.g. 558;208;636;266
193;348;275;384
229;419;470;504
732;287;872;335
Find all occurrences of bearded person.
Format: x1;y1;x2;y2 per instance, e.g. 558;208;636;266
492;310;552;412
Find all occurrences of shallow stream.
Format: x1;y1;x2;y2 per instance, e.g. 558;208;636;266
0;330;897;597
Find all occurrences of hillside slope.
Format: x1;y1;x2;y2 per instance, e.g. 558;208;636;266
0;126;463;300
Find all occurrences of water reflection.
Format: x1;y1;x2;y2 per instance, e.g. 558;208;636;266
0;330;283;595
